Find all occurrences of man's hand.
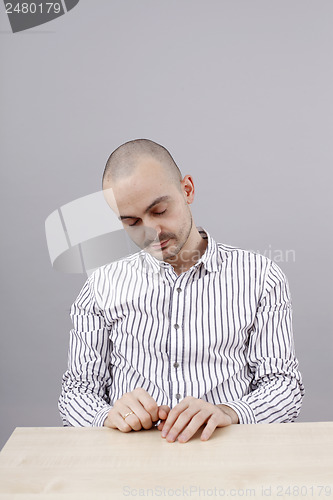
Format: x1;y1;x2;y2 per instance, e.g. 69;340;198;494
157;397;239;443
103;387;170;432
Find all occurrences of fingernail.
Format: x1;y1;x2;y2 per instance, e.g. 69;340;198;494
161;430;167;437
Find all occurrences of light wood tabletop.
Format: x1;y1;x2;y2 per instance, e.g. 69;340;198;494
0;422;332;499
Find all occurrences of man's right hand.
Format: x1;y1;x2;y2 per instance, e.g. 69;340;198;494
103;387;170;432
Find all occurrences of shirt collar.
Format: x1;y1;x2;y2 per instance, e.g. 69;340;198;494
139;226;224;274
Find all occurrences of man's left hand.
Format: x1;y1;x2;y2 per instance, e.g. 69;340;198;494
157;397;239;443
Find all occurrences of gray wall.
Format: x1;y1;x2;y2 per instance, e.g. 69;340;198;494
1;1;332;449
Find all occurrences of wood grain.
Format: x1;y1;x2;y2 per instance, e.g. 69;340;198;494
0;423;332;499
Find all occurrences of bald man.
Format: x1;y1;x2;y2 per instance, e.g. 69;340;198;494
59;139;304;443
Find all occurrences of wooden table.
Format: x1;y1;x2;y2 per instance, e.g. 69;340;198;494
0;423;332;499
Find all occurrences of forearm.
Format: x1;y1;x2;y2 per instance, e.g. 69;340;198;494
242;372;304;423
58;374;112;427
59;325;113;427
60;270;116;427
220;369;304;424
234;261;305;424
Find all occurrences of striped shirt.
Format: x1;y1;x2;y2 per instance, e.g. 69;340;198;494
58;226;304;427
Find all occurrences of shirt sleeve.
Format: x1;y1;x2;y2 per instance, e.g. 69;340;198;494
223;260;305;424
58;272;113;427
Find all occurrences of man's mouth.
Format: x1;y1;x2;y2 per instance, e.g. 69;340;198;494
151;239;170;249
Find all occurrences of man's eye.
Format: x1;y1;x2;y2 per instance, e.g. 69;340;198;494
129;210;166;227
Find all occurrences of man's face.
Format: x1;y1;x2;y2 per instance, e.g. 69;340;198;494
103;157;193;263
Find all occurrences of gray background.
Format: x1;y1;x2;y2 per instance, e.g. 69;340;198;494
0;1;332;449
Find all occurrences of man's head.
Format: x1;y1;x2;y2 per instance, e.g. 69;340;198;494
103;139;183;191
102;139;196;264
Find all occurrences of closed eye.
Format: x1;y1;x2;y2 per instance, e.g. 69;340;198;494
129;209;167;227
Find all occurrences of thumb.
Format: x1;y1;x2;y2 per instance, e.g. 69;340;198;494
158;405;170;420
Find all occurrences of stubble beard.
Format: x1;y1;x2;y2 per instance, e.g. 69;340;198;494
161;213;193;264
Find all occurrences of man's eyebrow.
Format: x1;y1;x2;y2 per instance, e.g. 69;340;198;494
118;195;170;221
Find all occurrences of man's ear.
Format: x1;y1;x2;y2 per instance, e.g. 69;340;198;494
181;175;195;204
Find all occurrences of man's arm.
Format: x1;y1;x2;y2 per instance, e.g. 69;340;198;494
223;260;305;424
58;273;169;429
58;272;113;427
159;260;304;442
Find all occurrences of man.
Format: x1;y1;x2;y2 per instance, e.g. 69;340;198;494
59;139;304;443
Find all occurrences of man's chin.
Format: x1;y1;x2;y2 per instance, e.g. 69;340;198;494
147;241;178;261
148;247;169;260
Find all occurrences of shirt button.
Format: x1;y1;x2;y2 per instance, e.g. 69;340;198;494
174;324;179;329
175;393;181;400
173;362;179;368
176;287;182;293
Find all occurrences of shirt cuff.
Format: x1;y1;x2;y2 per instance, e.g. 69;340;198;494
222;400;256;424
92;406;112;427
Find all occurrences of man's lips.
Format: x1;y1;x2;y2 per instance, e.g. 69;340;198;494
151;239;170;248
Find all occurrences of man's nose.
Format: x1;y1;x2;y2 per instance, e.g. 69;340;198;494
143;223;162;242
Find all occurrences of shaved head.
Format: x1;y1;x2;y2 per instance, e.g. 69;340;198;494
102;139;183;191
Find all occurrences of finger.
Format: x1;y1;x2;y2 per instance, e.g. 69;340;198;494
132;388;160;422
161;399;198;437
199;409;232;441
123;399;155;430
178;412;216;443
104;407;134;432
161;400;190;434
158;405;170;421
163;408;202;442
157;421;165;431
116;403;144;431
119;390;156;430
200;416;222;441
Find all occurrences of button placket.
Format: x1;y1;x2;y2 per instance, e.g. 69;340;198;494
168;276;188;405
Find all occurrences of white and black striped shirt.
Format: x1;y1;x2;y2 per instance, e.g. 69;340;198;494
59;227;304;427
